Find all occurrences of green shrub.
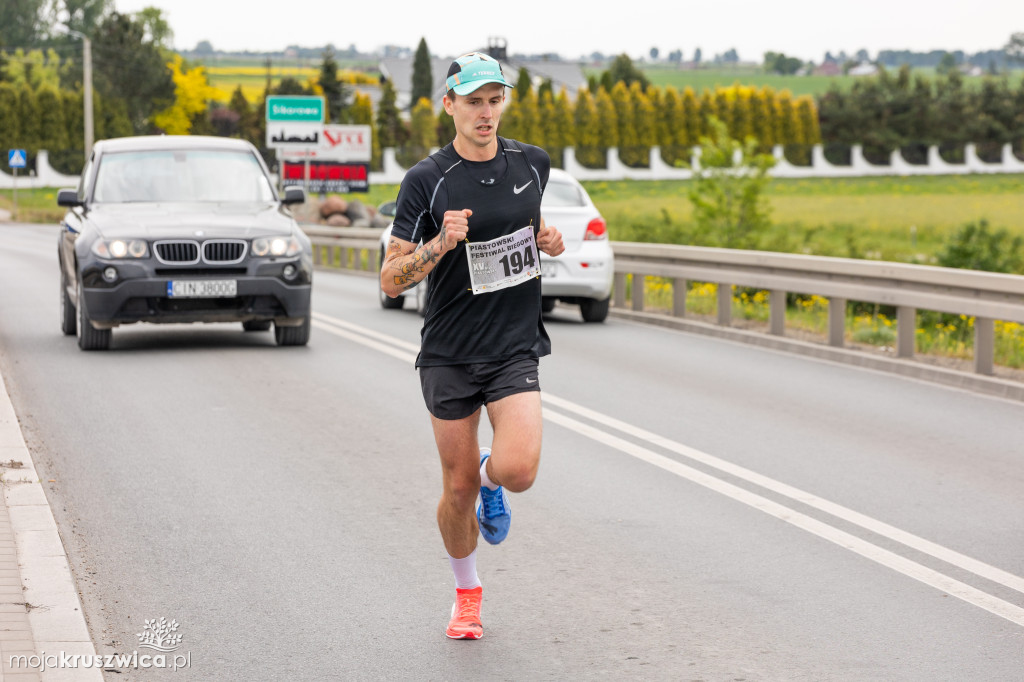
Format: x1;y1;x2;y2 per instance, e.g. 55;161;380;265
937;219;1024;274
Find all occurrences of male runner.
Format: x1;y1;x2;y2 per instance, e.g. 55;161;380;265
380;51;565;640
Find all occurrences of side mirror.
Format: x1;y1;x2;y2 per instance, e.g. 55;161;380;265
57;189;83;207
377;200;397;218
281;186;306;205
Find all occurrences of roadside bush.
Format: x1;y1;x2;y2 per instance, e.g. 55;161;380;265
688;117;776;249
937;219;1024;274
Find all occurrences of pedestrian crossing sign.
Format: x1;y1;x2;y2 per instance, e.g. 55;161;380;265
8;150;26;168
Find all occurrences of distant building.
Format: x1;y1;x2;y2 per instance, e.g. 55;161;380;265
848;62;879;76
813;60;842;77
378;37;587;110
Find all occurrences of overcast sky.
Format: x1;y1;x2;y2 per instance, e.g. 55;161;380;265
115;0;1021;63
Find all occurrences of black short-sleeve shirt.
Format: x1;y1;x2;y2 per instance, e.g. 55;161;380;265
392;138;552;367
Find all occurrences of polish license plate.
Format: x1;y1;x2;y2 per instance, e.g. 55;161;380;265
541;261;556;278
167;280;237;298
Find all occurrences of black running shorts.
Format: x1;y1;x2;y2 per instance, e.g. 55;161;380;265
419;356;541;420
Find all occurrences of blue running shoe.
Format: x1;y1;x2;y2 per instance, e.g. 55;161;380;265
477;449;511;545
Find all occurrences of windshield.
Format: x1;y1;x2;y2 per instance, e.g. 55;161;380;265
92;149;276;203
542;179;586;208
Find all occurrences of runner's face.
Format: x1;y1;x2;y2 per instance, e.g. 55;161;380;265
445;84;505;153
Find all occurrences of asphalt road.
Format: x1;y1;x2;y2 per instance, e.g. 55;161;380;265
1;222;1022;681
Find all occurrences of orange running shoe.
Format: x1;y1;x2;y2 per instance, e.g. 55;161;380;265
446;586;483;639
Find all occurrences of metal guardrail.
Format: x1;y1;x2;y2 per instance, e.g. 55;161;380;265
612;242;1024;377
304;225;383;275
302;225;1024;382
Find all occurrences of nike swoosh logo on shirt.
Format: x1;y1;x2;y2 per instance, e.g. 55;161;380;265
513;181;533;194
526;377;537;384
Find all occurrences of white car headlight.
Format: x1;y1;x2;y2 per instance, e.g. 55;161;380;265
252;236;301;257
92;239;149;259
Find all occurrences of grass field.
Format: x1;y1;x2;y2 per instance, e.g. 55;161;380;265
582;174;1024;264
601;64;1024;98
194;57;379;104
632;65;848;97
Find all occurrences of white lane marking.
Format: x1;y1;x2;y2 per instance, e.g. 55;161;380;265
541;393;1024;597
312;318;416;364
542;408;1024;628
313;312;421;354
312;310;1024;626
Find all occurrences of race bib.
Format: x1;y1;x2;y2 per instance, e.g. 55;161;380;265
465;225;540;295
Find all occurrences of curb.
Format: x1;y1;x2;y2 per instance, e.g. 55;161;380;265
0;370;101;681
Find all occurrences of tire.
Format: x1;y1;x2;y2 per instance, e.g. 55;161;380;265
275;315;311;346
242;320;272;332
76;279;111;350
541;297;556;313
580;296;610;323
379;248;405;309
60;274;77;336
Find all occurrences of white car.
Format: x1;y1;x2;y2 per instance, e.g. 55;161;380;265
378;168;613;322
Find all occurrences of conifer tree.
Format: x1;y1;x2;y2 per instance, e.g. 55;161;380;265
611;81;640;166
498;94;521;142
350;91;380;170
17;84;41;154
0;84;21;154
660;86;684;166
630;81;656;168
376;79;406;151
410;38;433;110
680;86;701;152
62;89;84;156
572;88;602;168
36;85;68;154
517;88;540;146
435;107;455;147
549;88;575;168
697;89;715;140
595;87;619;169
400;97;434;167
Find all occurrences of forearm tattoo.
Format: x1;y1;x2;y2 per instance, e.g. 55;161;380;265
386;230;445;290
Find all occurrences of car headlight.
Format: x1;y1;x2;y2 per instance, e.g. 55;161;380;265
252;236;301;257
91;239;149;259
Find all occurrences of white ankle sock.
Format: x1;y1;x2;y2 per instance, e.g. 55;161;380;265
480;457;499;491
449;549;481;589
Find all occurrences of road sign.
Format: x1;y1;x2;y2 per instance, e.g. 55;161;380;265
319;125;371;162
266;122;322;148
8;150;26;168
266;96;324;123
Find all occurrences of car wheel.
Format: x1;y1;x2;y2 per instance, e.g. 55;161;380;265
76;278;112;350
60;274;77;336
580;296;610;323
242;320;272;332
541;297;556;313
274;315;311;346
379;248;405;309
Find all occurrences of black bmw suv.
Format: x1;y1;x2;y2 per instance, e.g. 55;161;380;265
58;135;313;350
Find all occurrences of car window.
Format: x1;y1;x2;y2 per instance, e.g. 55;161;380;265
542;179;586;208
92;149;276;203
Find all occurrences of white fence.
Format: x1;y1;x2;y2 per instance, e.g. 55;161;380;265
4;143;1022;190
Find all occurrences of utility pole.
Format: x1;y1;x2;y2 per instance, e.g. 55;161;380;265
63;29;95;162
82;35;93;161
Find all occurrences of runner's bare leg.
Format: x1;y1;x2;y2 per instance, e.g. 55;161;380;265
433;409;483;559
485;391;543;493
